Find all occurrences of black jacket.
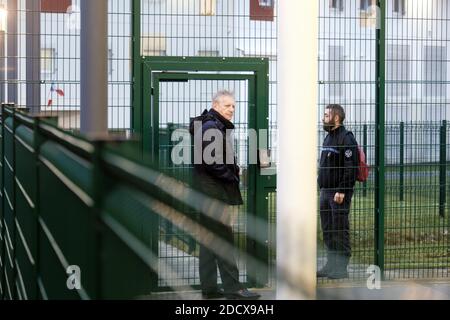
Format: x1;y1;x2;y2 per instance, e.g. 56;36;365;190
318;126;358;194
189;109;243;205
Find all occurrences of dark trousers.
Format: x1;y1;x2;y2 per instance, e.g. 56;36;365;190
199;215;242;293
319;189;353;257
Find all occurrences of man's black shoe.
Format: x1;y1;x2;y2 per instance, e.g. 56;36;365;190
225;289;261;300
317;252;336;278
327;270;349;280
317;263;333;277
327;254;349;279
202;288;225;299
316;268;330;278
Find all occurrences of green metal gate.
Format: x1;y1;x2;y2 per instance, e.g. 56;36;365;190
140;57;273;290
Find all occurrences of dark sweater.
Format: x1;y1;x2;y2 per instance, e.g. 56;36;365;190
189;109;243;205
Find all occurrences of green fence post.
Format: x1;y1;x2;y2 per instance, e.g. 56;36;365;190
0;104;5;300
33;117;43;300
8;106;17;299
363;124;368;198
11;106;17;299
164;124;174;243
91;139;107;300
0;103;14;300
400;122;404;202
33;115;58;300
132;0;142;153
375;0;386;277
439;120;447;218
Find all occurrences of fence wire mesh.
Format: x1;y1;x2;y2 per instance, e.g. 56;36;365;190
138;0;277;290
1;0;448;296
157;78;252;288
319;0;450;283
383;0;450;279
0;0;132;131
0;0;277;291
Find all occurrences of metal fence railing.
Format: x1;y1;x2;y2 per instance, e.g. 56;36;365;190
0;104;269;299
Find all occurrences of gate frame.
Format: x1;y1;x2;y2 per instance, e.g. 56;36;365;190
138;56;271;288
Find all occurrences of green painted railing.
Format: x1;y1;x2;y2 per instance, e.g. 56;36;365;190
0;104;267;300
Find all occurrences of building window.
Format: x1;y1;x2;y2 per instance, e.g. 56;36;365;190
198;50;220;57
393;0;406;16
387;44;410;97
141;36;167;56
359;0;378;28
200;0;216;16
360;0;375;11
423;46;447;98
258;0;273;7
41;48;56;74
330;0;344;12
328;46;345;97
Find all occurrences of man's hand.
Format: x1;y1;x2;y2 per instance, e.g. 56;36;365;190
334;193;345;205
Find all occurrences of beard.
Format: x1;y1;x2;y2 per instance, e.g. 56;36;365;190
323;121;335;132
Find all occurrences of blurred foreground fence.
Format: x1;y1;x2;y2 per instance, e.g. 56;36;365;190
0;104;268;299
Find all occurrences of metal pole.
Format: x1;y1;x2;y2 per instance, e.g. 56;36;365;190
400;122;404;201
7;0;17;104
132;0;142;140
277;1;318;300
439;120;447;218
80;0;108;136
0;104;5;300
375;0;386;275
363;124;368;197
26;0;41;114
0;30;5;104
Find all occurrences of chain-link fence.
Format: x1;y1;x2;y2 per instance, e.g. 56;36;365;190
0;0;277;291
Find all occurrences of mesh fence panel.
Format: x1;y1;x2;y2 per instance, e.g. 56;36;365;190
318;0;450;283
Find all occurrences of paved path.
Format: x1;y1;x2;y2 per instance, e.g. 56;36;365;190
155;242;449;300
317;280;450;300
146;280;450;300
158;242;247;288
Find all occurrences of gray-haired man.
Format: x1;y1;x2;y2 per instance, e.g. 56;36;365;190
189;91;261;299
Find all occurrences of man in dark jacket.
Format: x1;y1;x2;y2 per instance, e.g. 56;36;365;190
317;104;358;279
189;90;260;299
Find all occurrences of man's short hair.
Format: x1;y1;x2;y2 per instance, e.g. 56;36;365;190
213;90;235;104
326;104;346;123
